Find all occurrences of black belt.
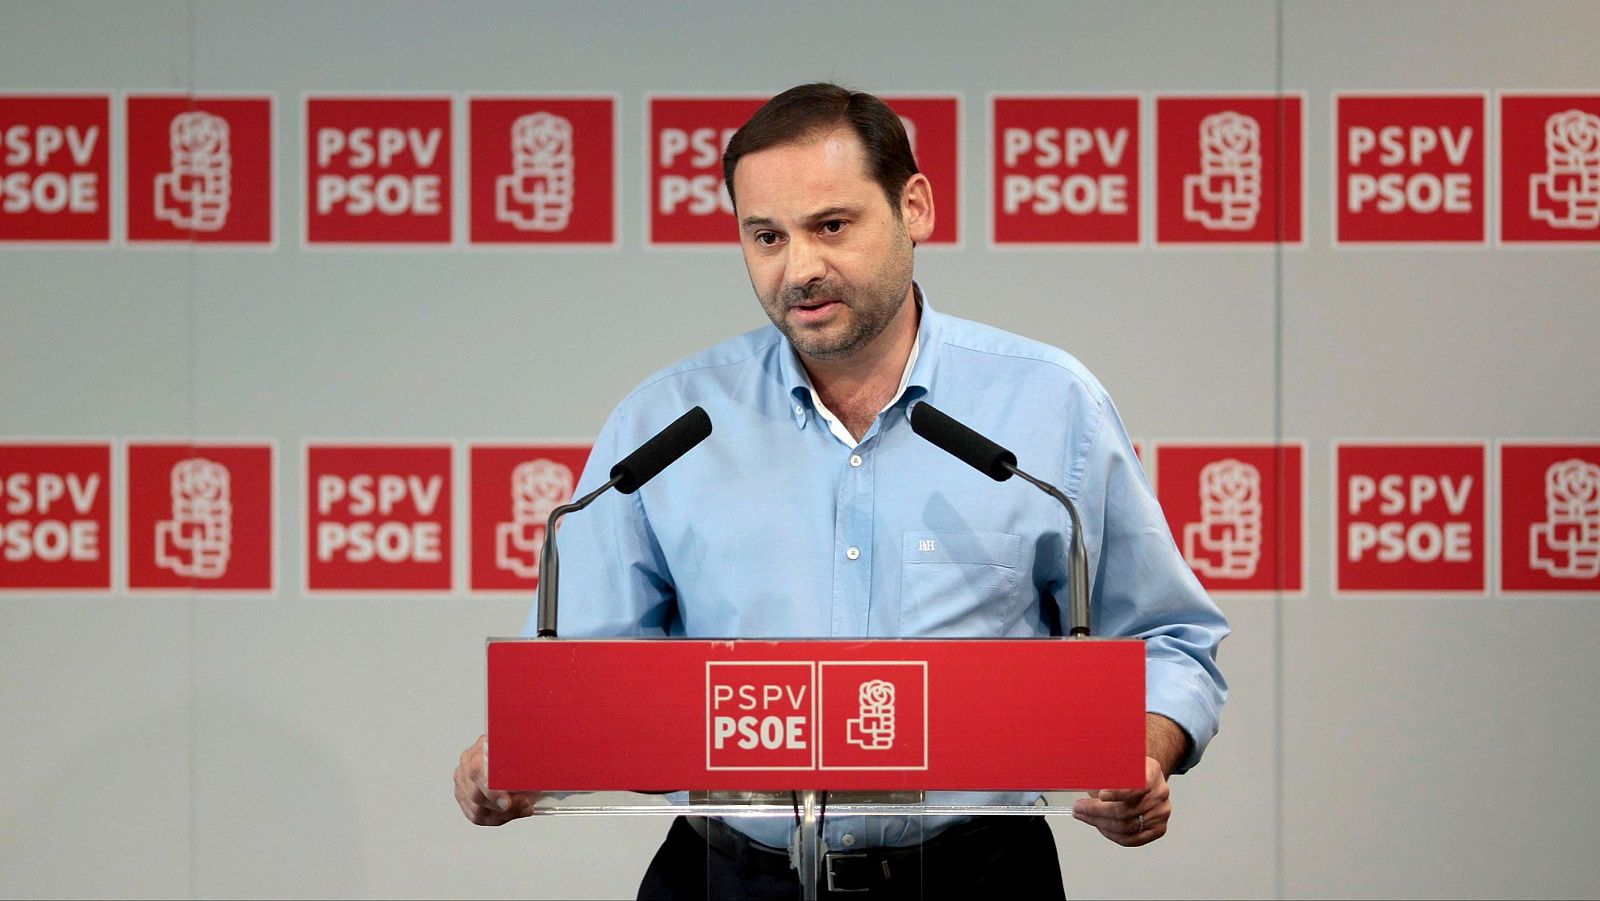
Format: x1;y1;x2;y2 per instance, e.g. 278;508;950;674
685;815;1027;894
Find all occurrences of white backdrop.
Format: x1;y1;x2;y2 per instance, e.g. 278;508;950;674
3;1;1599;898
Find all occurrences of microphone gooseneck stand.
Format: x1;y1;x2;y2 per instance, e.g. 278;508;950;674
1000;460;1092;638
534;474;621;638
909;401;1093;637
532;405;711;639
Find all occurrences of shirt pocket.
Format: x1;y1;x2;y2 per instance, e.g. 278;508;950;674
899;531;1024;635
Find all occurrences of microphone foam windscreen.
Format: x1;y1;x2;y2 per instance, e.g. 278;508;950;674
910;402;1016;482
609;406;713;494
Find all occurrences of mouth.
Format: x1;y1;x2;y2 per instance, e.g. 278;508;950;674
788;299;841;322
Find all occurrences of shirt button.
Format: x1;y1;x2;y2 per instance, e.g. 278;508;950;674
846;546;861;560
795;405;805;415
849;454;863;467
841;833;856;847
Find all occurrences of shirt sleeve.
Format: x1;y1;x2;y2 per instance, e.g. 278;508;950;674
1071;396;1230;774
520;402;679;639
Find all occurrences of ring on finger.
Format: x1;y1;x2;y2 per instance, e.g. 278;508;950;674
1137;813;1145;831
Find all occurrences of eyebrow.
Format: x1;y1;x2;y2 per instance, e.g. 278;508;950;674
740;205;862;231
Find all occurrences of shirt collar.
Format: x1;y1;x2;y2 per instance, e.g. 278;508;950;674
782;283;939;432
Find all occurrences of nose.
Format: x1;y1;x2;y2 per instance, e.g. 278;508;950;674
785;235;826;290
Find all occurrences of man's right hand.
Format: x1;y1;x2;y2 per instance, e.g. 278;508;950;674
454;734;539;826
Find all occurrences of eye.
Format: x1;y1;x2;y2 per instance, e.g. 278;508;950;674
754;231;781;246
820;220;846;235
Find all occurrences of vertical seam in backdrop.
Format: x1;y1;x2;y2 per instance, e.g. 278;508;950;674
1273;2;1287;899
185;1;199;897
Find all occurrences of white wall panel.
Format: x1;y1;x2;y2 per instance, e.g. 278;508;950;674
4;2;1597;898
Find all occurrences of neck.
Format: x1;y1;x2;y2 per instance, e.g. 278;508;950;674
802;285;920;438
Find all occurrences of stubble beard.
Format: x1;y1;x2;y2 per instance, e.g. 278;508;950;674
757;226;915;362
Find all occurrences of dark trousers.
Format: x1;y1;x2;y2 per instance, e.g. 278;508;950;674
638;815;1067;900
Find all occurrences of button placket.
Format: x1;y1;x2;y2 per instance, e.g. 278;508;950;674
831;439;875;634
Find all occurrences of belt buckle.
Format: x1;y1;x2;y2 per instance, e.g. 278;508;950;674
824;851;874;893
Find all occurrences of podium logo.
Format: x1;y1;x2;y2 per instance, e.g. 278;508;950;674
707;662;815;771
0;95;110;242
0;443;112;590
1183;112;1261;231
154;458;231;578
1156;95;1302;244
1182;459;1262;579
1156;443;1303;593
845;679;896;750
494;459;575;579
706;661;927;771
155;112;231;232
819;662;926;770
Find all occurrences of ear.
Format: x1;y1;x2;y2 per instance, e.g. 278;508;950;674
899;172;935;244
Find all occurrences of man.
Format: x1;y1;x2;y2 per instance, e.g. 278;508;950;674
454;83;1228;898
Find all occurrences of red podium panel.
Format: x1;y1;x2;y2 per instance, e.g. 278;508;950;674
487;638;1145;792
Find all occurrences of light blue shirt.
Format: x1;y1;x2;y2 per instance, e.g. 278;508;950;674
526;291;1229;850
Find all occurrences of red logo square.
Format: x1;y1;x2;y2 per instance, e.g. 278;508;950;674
648;96;764;245
1155;95;1303;244
819;662;926;771
993;96;1140;244
1154;443;1303;593
468;97;615;245
1499;94;1600;243
1336;94;1486;243
126;442;273;591
1500;444;1600;593
0;95;110;242
1336;443;1487;593
305;444;452;591
468;444;591;591
0;443;112;589
882;96;959;245
126;95;273;244
648;95;957;246
707;662;815;771
305;97;452;244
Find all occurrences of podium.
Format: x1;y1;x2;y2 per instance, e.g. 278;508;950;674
487;637;1145;898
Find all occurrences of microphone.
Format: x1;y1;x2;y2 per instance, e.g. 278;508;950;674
907;401;1015;480
535;406;712;637
609;406;713;494
909;401;1093;637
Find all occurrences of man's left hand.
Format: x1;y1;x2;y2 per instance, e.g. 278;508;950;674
1071;755;1170;847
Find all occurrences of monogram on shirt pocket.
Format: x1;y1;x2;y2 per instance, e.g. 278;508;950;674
900;531;1023;634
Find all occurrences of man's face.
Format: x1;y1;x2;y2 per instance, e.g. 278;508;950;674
731;129;928;362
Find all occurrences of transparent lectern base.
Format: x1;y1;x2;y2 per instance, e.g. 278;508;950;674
528;790;1084;818
529;791;1084;901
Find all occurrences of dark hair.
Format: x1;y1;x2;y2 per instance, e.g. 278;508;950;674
722;83;919;213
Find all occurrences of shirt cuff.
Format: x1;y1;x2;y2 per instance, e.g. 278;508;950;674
1145;657;1223;775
